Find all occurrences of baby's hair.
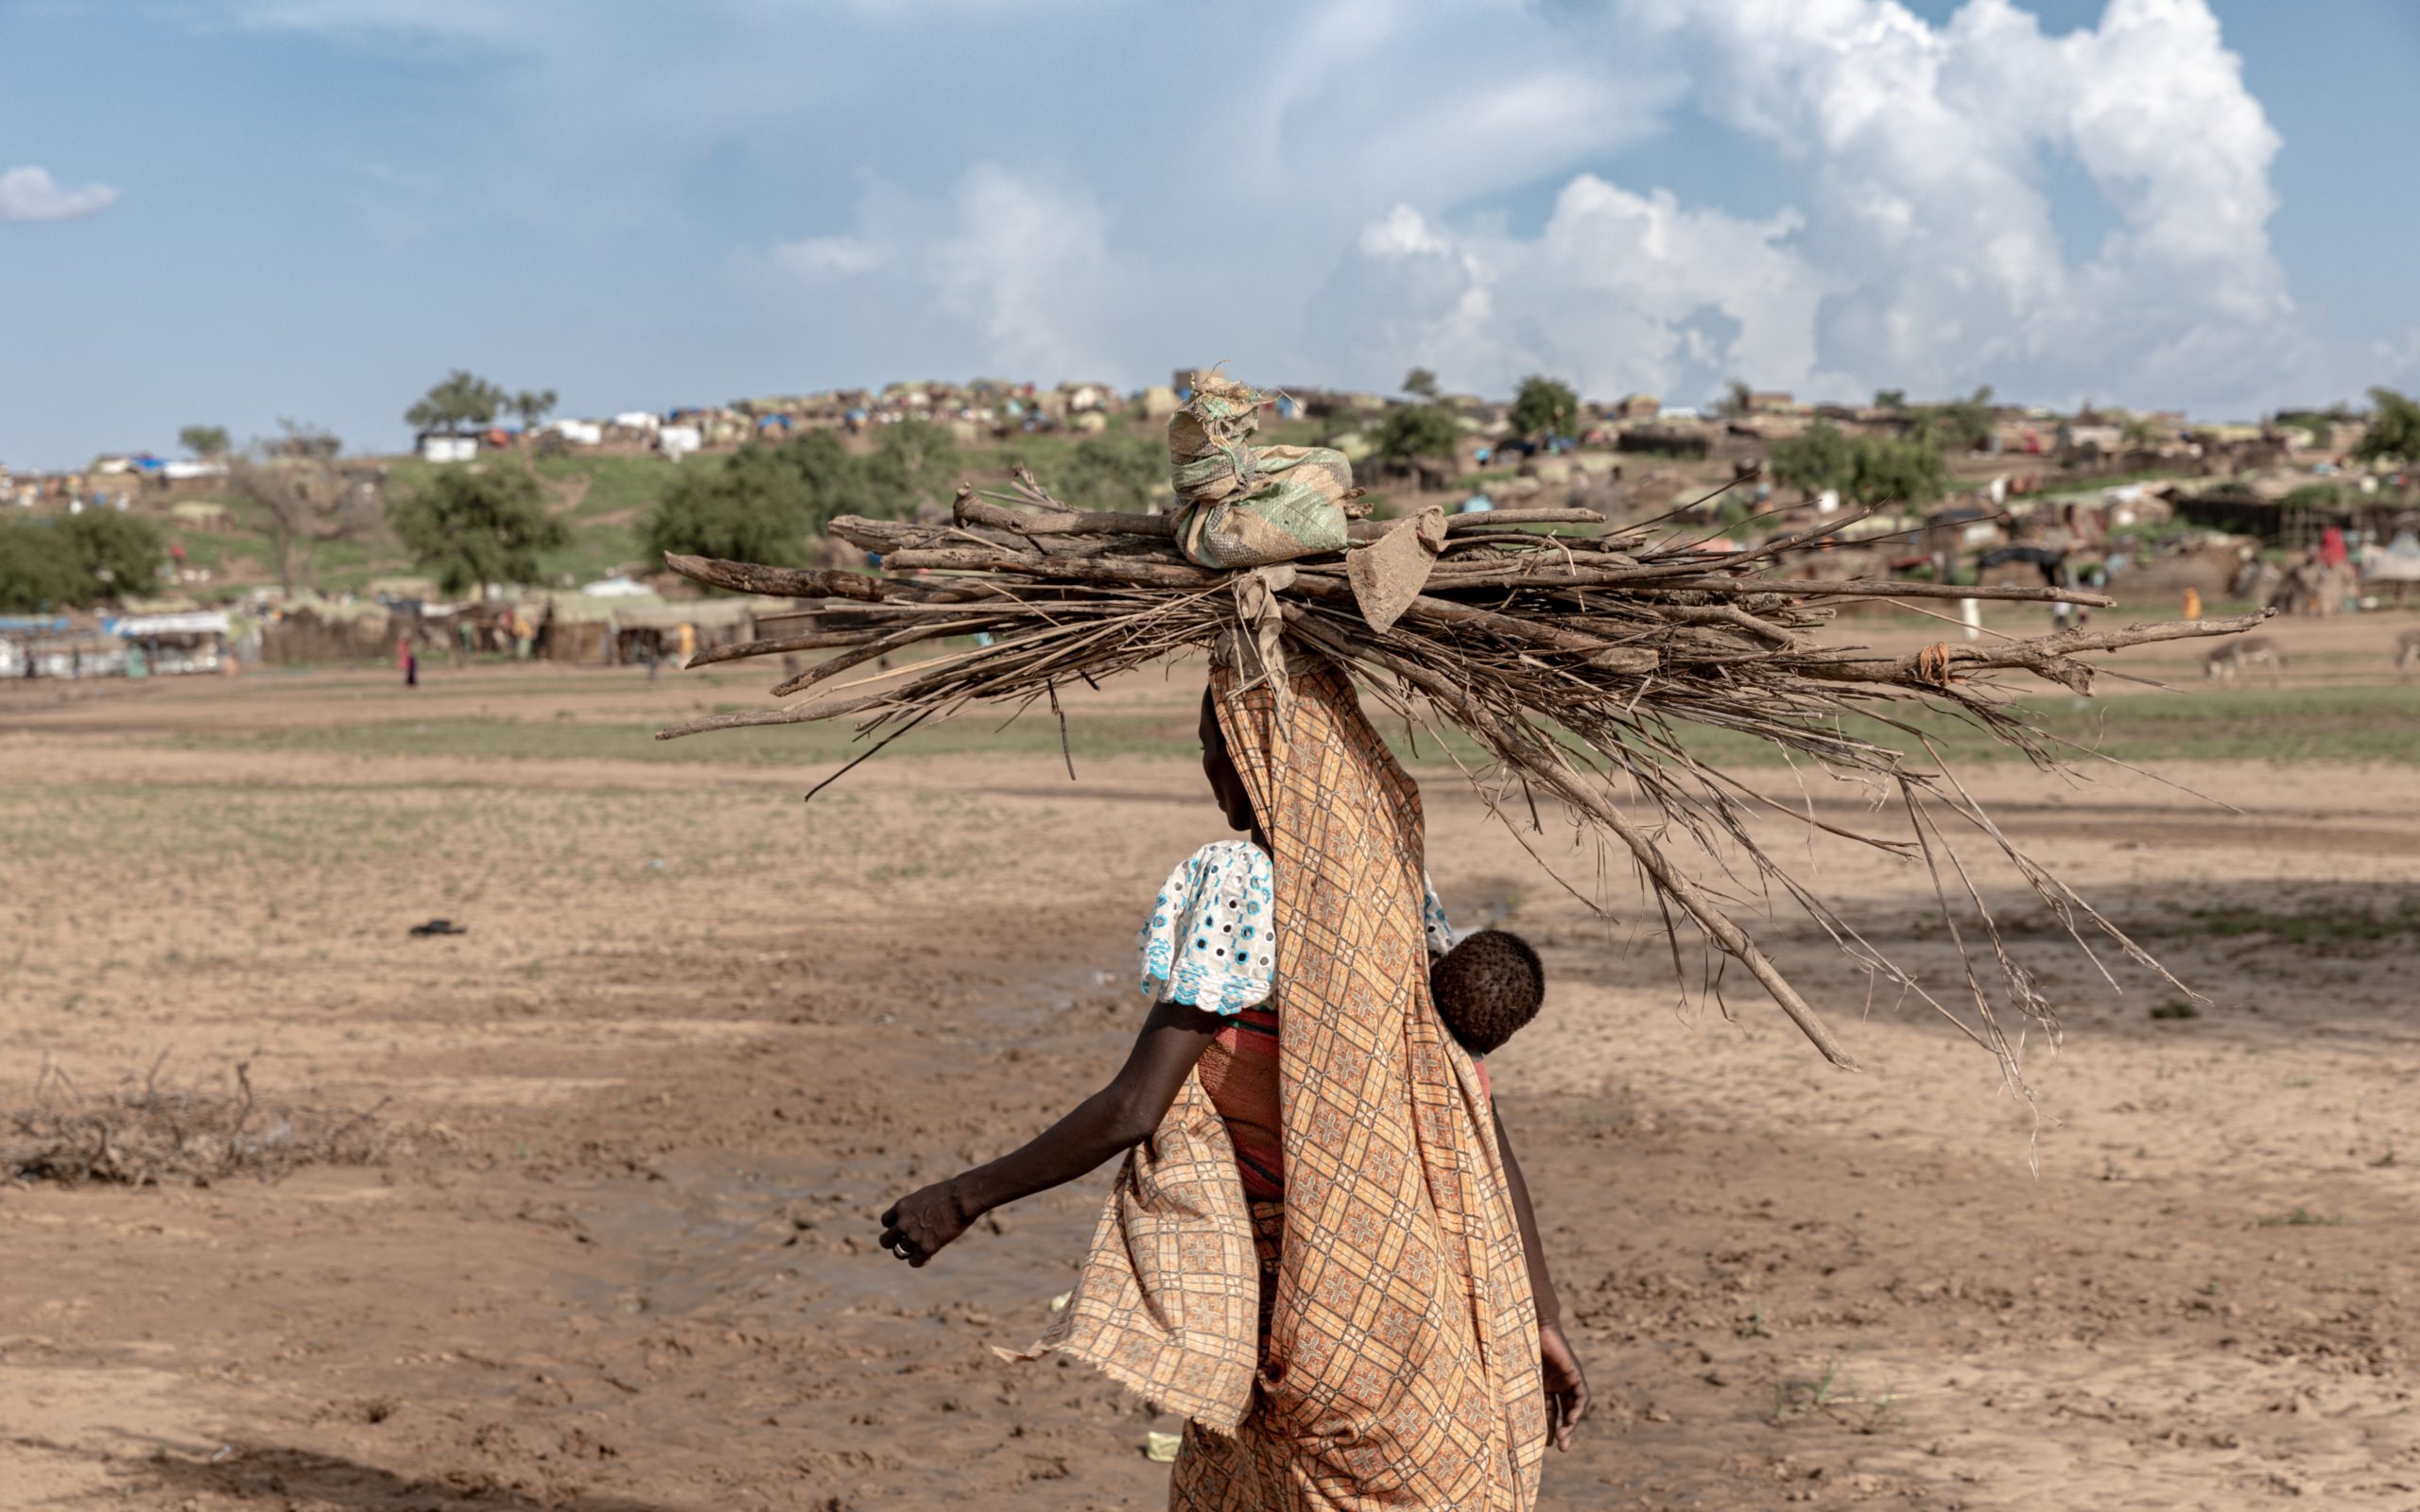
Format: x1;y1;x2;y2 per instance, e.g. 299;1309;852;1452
1429;929;1544;1056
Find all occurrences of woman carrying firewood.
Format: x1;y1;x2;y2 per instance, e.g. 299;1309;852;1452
880;659;1582;1508
657;371;2249;1507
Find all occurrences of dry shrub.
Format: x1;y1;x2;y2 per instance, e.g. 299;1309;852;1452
3;1053;389;1187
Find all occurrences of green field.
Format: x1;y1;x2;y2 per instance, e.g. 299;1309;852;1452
151;684;2420;773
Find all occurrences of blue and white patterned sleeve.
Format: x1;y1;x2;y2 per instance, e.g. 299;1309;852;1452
1138;841;1276;1016
1421;869;1458;955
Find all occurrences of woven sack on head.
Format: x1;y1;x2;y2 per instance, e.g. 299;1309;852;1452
1168;371;1359;569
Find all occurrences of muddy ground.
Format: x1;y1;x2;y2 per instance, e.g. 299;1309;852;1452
3;610;2416;1510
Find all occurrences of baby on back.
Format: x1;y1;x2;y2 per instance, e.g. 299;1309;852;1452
1429;928;1545;1059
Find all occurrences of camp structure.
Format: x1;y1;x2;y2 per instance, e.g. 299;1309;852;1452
654;374;2268;1103
602;596;787;665
260;598;394;664
112;610;232;675
0;614;126;679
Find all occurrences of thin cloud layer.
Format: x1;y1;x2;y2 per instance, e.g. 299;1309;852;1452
0;166;119;224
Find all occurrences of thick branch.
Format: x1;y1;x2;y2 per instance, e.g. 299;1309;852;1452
1800;610;2273;694
953;492;1177;539
663;553;890;602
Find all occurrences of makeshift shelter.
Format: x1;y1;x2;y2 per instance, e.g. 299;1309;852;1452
658;374;2266;1101
260;599;392;664
608;597;777;664
112;610;231;675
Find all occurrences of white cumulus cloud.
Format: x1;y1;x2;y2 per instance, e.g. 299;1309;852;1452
1322;183;1819;403
0;165;119;224
757;163;1139;385
1323;0;2307;410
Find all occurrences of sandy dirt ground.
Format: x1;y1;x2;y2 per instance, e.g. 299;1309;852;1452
3;608;2416;1510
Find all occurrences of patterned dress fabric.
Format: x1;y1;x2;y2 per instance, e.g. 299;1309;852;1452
1140;841;1280;1015
1141;843;1470;1203
1011;658;1542;1505
1176;658;1545;1510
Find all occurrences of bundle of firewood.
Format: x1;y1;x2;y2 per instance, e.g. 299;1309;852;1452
659;465;2261;1096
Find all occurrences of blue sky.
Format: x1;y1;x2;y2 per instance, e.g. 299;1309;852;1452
3;0;2416;468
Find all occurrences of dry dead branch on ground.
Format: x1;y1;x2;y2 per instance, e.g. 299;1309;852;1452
3;1053;389;1187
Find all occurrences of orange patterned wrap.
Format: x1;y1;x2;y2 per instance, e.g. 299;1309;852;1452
1011;654;1544;1506
1182;656;1544;1508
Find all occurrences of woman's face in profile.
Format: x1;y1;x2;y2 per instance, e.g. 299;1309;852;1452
1200;691;1257;834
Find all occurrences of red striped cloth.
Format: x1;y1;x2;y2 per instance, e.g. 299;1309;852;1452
1198;1003;1489;1201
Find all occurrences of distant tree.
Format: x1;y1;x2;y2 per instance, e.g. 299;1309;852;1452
0;518;82;611
2120;414;2158;448
61;510;167;600
646;455;811;566
2355;387;2420;465
1402;367;1441;401
1717;378;1754;419
387;466;567;596
0;511;167;610
228;442;381;596
510;389;560;433
1872;389;1907;412
1509;375;1581;441
643;431;889;567
1766;422;1854;495
1912;386;1996;454
179;424;231;458
1046;433;1167;513
268;417;342;462
867;420;961;514
406;370;508;437
1373;403;1462;468
1844;437;1947;508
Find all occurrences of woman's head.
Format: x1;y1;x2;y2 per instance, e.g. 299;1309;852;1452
1200;686;1257;834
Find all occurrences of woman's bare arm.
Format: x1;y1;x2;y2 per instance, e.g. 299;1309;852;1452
879;1000;1224;1266
1495;1105;1590;1450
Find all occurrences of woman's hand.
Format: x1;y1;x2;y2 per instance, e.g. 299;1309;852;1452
1538;1320;1590;1452
879;1177;972;1268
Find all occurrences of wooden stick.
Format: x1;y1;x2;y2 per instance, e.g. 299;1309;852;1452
767;620;975;697
684;627;891;667
1442;507;1605;534
952;493;1178;539
1669;576;2117;607
1282;575;1660;670
662;553;891;602
1800;610;2273;694
872;546;1220;587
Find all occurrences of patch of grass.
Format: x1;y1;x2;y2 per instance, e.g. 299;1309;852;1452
1668;686;2420;770
1770;1354;1895;1433
158;711;1200;767
2255;1207;2344;1228
2149;1000;2201;1021
136;682;2420;779
2180;900;2420;947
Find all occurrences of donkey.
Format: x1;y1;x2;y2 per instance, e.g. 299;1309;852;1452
2204;635;2288;685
